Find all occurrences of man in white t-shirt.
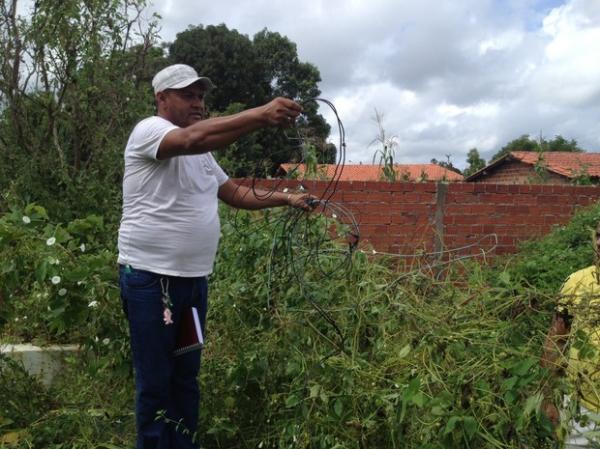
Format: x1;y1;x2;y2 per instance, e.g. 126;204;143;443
118;64;311;449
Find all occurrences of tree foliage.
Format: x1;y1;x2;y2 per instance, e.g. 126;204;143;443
463;148;486;177
0;0;163;223
168;24;333;177
431;155;462;175
490;134;584;162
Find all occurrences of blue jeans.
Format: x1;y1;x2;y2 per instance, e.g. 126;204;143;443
119;265;208;449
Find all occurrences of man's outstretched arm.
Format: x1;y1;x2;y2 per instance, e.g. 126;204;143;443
157;98;302;159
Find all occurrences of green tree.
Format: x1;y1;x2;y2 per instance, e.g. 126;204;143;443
490;134;584;162
0;0;161;222
463;148;486;177
168;24;267;111
168;24;333;177
546;135;583;153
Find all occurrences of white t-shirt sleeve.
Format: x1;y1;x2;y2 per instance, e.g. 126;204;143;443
207;152;229;186
128;116;179;160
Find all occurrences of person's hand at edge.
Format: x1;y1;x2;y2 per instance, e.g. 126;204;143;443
287;193;318;211
261;97;302;127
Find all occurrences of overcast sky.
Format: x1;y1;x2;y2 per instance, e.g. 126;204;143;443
148;0;600;168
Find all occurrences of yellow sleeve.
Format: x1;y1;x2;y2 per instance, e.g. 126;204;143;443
558;266;598;311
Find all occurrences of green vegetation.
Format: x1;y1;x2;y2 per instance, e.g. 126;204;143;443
371;109;399;182
3;198;600;447
462;149;486;177
2;1;600;447
489;134;585;164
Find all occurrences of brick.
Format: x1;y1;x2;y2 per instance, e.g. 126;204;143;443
456;193;482;204
450;183;475;193
537;195;559;205
395;192;421;203
359;214;392;225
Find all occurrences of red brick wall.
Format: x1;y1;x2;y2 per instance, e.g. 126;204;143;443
471;160;569;184
235;179;600;257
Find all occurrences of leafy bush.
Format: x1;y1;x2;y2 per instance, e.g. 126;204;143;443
0;203;126;352
195;208;557;448
6;202;600;447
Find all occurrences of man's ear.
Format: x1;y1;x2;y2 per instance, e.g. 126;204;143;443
156;91;167;106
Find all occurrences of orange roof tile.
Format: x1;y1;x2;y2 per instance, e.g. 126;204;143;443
279;163;464;182
511;151;600;178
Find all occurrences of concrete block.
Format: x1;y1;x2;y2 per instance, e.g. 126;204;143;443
0;343;80;386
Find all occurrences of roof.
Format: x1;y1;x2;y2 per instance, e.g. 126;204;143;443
279;163;464;182
466;151;600;181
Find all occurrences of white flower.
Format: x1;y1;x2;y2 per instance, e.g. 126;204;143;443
22;216;31;224
88;301;98;308
51;276;61;285
49;257;59;265
94;336;99;342
79;243;86;252
332;213;337;219
283;187;289;193
46;237;56;246
14;317;19;322
102;338;110;345
58;288;67;296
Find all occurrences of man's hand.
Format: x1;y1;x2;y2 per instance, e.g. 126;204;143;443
261;97;303;126
287;193;318;211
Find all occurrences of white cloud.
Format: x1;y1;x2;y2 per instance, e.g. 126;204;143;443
147;0;600;168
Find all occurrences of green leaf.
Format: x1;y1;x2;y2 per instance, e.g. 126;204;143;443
522;393;543;417
333;398;343;417
444;416;461;435
398;344;411;359
411;392;426;407
498;271;511;286
309;384;320;398
511;358;537;377
285;394;301;408
24;204;49;220
463;416;478;438
502;376;519;391
35;260;49;283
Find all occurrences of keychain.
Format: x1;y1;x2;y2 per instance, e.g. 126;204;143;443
160;278;173;325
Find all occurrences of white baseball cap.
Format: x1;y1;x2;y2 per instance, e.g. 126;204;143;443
152;64;215;94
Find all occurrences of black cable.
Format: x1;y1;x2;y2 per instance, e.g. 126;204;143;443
222;97;358;353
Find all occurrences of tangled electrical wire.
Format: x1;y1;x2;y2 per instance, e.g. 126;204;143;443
226;98;358;352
